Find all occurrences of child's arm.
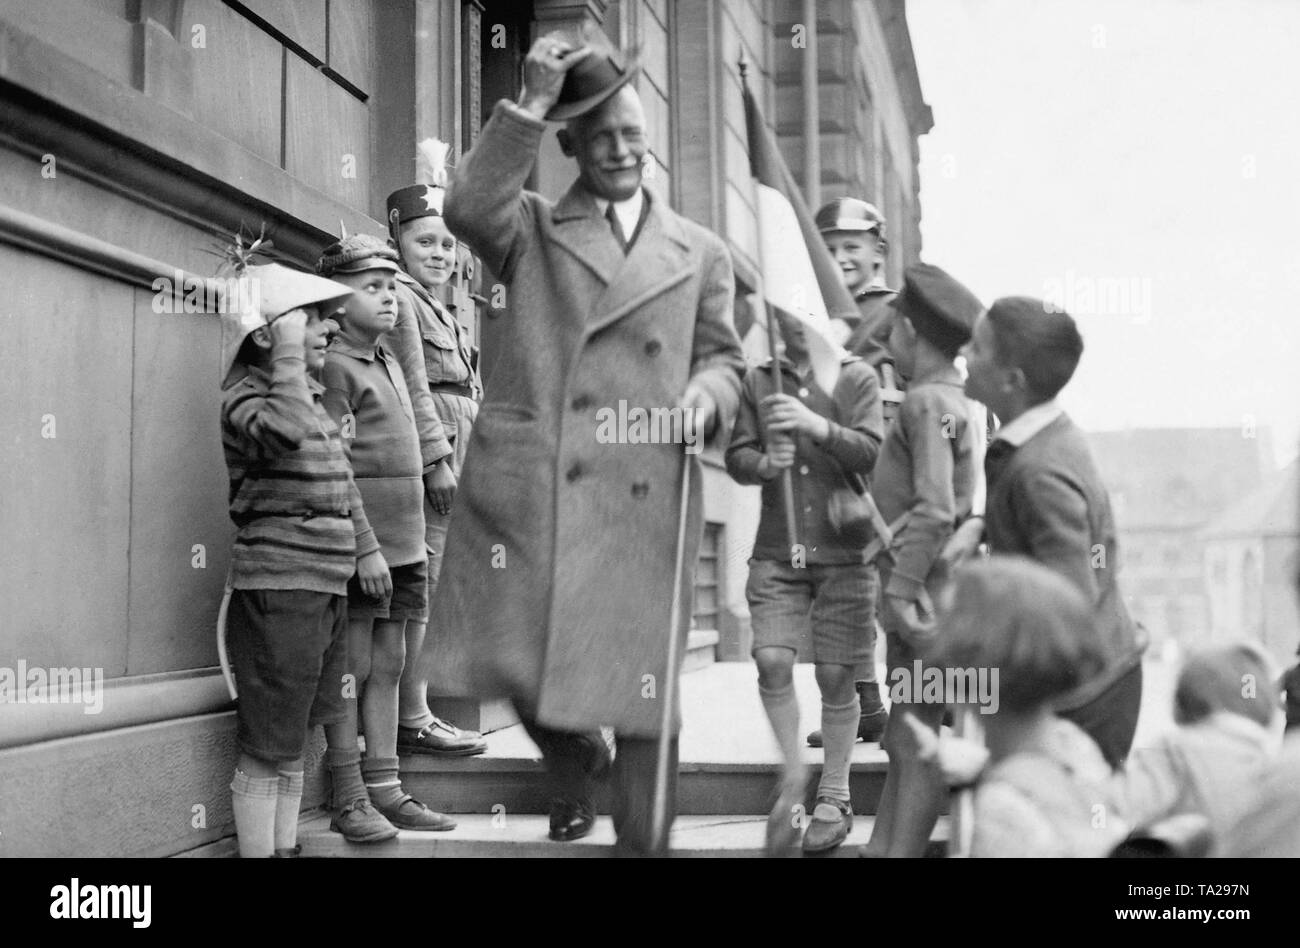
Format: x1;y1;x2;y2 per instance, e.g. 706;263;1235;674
222;312;317;458
764;363;883;475
724;374;787;484
1103;741;1185;832
1018;470;1100;604
886;393;960;605
390;286;455;488
319;361;385;590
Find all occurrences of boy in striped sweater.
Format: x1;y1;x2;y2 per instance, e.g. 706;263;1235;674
219;263;374;857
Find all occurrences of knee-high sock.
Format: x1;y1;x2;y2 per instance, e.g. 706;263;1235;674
326;745;367;809
759;683;801;775
275;770;304;851
362;756;406;809
231;770;278;858
816;696;860;803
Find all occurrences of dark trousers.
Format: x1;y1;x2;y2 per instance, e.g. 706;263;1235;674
1058;661;1144;770
517;708;679;857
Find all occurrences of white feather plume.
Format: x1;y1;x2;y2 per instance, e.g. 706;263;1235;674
415;138;451;188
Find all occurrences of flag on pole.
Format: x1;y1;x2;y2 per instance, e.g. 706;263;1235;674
742;77;858;395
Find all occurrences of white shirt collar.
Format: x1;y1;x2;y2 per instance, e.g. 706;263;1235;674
594;189;644;244
993;398;1063;448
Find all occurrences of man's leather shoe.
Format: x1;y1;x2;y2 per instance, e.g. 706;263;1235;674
548;796;595;842
397;718;487;757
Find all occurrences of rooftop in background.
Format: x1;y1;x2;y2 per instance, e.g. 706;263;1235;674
1088;428;1275;532
1202;460;1299;541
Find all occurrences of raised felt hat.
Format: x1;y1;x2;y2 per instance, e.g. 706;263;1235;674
815;197;886;237
387;139;452;235
545;40;641;122
219;263;354;388
317;233;401;277
890;262;983;358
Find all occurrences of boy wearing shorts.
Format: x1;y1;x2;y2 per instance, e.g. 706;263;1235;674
317;234;456;836
384;140;487;757
219;263;362;857
726;310;884;855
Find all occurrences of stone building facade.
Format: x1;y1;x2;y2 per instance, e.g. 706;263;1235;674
0;0;929;855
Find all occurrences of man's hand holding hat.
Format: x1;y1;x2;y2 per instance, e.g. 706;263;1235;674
518;34;592;120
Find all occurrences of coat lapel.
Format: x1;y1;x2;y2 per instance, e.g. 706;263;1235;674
548;184;624;286
586;189;692;336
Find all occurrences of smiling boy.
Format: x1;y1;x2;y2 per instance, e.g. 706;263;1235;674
384;147;488;759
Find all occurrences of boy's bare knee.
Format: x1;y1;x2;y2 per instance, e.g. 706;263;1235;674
755;648;795;689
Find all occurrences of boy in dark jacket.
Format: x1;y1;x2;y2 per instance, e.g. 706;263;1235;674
726;310;884;855
957;297;1145;768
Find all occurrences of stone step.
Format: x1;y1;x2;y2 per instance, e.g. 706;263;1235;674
399;742;912;816
296;812;950;858
683;628;719;672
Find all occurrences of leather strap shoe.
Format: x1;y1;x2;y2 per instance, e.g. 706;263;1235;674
397;718;487;757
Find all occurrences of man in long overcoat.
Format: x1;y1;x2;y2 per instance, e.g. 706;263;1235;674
425;33;744;854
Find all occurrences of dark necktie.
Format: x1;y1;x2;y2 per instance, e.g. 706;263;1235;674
984;439;1016;488
605;202;629;254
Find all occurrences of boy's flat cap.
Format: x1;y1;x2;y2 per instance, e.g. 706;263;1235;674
316;233;401;277
890;263;984;358
815;197;886;237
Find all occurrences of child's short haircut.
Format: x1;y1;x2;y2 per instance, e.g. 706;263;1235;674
930;556;1106;712
1174;643;1278;728
985;296;1084;401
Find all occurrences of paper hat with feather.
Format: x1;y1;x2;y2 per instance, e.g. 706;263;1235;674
214;231;354;389
387;139;451;237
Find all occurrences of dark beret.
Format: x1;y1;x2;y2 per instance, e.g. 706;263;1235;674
890;263;983;358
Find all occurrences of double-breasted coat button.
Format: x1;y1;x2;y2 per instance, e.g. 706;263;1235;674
644;339;662;357
799;464;810;476
571;394;591;411
631;480;650;499
798;387;810;398
566;464;583;483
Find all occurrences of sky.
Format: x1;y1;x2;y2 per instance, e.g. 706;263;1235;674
906;0;1300;470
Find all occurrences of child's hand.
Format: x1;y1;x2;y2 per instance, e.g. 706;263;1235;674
760;393;830;441
764;433;796;473
268;308;309;352
356;550;392;599
903;714;990;787
424;460;457;516
937;516;985;575
883;593;935;645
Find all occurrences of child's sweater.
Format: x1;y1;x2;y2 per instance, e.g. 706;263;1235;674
321;333;426;567
725;357;883;564
221;341;378;595
972;718;1129;857
1109;711;1277;850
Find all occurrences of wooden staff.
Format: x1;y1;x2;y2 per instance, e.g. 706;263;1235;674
650;451;692;852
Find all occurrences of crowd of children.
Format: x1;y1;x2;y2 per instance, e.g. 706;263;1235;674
218;145;486;856
216;141;1300;858
728;196;1300;858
